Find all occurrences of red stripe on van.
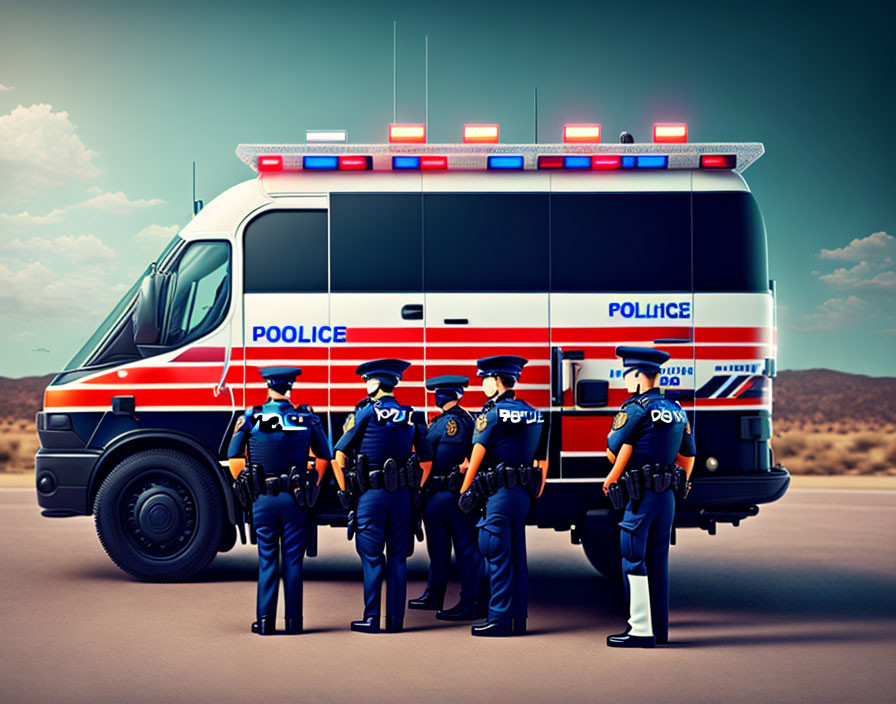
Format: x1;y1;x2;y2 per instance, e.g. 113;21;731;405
83;367;245;385
44;387;247;409
424;363;551;384
695;397;765;408
330;346;424;360
347;328;425;343
426;345;550;361
561;416;613;451
245;346;329;360
172;346;245;362
427;328;549;343
694;327;772;344
552;326;691;343
329;364;425;384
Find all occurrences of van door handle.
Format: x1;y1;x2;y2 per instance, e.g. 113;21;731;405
443;318;468;325
401;304;423;320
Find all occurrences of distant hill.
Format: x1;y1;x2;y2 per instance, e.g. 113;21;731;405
0;374;55;421
774;369;896;426
1;369;893;423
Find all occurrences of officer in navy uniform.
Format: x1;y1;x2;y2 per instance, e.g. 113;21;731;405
332;359;433;634
408;375;483;621
459;355;547;637
227;366;332;635
603;346;696;647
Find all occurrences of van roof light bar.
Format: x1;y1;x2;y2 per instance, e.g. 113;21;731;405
237;141;764;174
306;129;348;143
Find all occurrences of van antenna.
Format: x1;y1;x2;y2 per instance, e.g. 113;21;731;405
192;161;203;216
533;87;538;143
425;35;429;137
393;20;398;123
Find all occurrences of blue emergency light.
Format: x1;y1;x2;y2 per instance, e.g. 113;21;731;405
564;156;592;170
636;155;668;169
487;155;524;170
303;156;339;170
392;156;421;170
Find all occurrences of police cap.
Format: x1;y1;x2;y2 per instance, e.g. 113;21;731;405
615;346;670;376
425;375;469;392
355;358;411;384
476;355;528;380
260;366;302;392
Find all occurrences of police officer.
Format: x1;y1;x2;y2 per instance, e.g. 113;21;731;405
227;366;332;635
603;346;696;648
408;375;483;621
459;355;547;637
331;359;433;634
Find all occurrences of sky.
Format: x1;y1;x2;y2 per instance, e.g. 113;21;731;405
0;0;894;378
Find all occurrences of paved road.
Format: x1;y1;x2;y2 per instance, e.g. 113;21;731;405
1;488;894;703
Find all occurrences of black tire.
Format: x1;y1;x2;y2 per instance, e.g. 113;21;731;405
217;522;237;553
94;449;226;581
580;522;623;583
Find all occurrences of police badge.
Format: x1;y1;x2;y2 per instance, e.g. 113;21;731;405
475;413;488;432
611;411;628;430
446;418;459;437
343;413;355;432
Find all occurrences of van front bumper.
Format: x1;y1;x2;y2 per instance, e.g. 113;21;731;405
34;449;100;516
684;466;790;507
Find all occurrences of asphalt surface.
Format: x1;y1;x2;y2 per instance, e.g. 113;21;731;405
1;488;894;704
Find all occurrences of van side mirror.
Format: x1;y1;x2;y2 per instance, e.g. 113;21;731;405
575;379;609;408
132;267;172;346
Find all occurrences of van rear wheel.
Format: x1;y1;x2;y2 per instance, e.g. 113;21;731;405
94;449;225;582
579;517;623;583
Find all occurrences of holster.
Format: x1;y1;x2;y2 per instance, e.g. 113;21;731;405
347;510;357;540
288;466;307;507
304;469;321;508
653;468;674;493
458;484;483;514
673;466;691;499
405;453;422;489
383;458;400;492
249;463;267;499
623;468;642;502
526;466;541;500
447;468;464;494
607;481;626;511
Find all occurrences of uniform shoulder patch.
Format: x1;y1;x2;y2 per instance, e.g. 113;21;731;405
685;421;691;435
611;411;628;431
446;418;459;436
475;413;488;432
232;416;245;434
343;413;355;432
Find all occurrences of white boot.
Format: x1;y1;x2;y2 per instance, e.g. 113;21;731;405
607;574;656;648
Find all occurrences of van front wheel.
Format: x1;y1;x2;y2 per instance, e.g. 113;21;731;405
94;449;225;581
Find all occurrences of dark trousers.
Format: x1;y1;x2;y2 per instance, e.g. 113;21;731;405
478;486;530;622
252;493;308;621
355;487;411;620
619;489;675;641
423;489;482;607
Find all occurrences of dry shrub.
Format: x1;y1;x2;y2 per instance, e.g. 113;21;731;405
849;434;885;454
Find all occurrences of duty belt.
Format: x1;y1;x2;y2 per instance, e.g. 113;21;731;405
349;454;421;495
480;463;535;496
621;463;676;503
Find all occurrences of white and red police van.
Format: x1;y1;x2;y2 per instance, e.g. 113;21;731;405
34;122;789;580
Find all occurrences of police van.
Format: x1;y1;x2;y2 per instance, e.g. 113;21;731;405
34;123;790;581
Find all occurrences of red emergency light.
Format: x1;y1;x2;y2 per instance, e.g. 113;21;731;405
420;155;448;170
338;155;372;171
537;156;565;170
563;124;601;143
463;124;500;143
700;154;737;170
258;155;283;173
591;155;622;170
653;123;688;143
389;124;426;143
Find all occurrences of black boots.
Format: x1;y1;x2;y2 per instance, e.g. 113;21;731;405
251;618;275;635
436;603;478;621
511;618;527;636
350;616;380;634
284;618;303;635
408;590;444;611
471;618;511;637
607;632;656;648
384;616;404;633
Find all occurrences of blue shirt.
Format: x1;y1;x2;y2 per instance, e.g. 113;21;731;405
427;404;474;475
335;395;433;466
471;393;544;468
606;388;696;467
227;397;332;474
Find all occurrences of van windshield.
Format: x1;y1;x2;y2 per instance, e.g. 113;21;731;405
62;234;183;372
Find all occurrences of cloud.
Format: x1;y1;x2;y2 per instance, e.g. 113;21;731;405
135;223;180;246
798;296;869;332
0;260;127;320
0;208;66;225
818;232;894;262
69;190;164;213
0;104;100;196
1;233;116;262
0;85;13;92
10;331;34;342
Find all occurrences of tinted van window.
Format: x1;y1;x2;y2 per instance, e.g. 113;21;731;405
424;193;549;291
244;210;328;293
550;193;691;292
330;193;422;291
693;192;768;292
